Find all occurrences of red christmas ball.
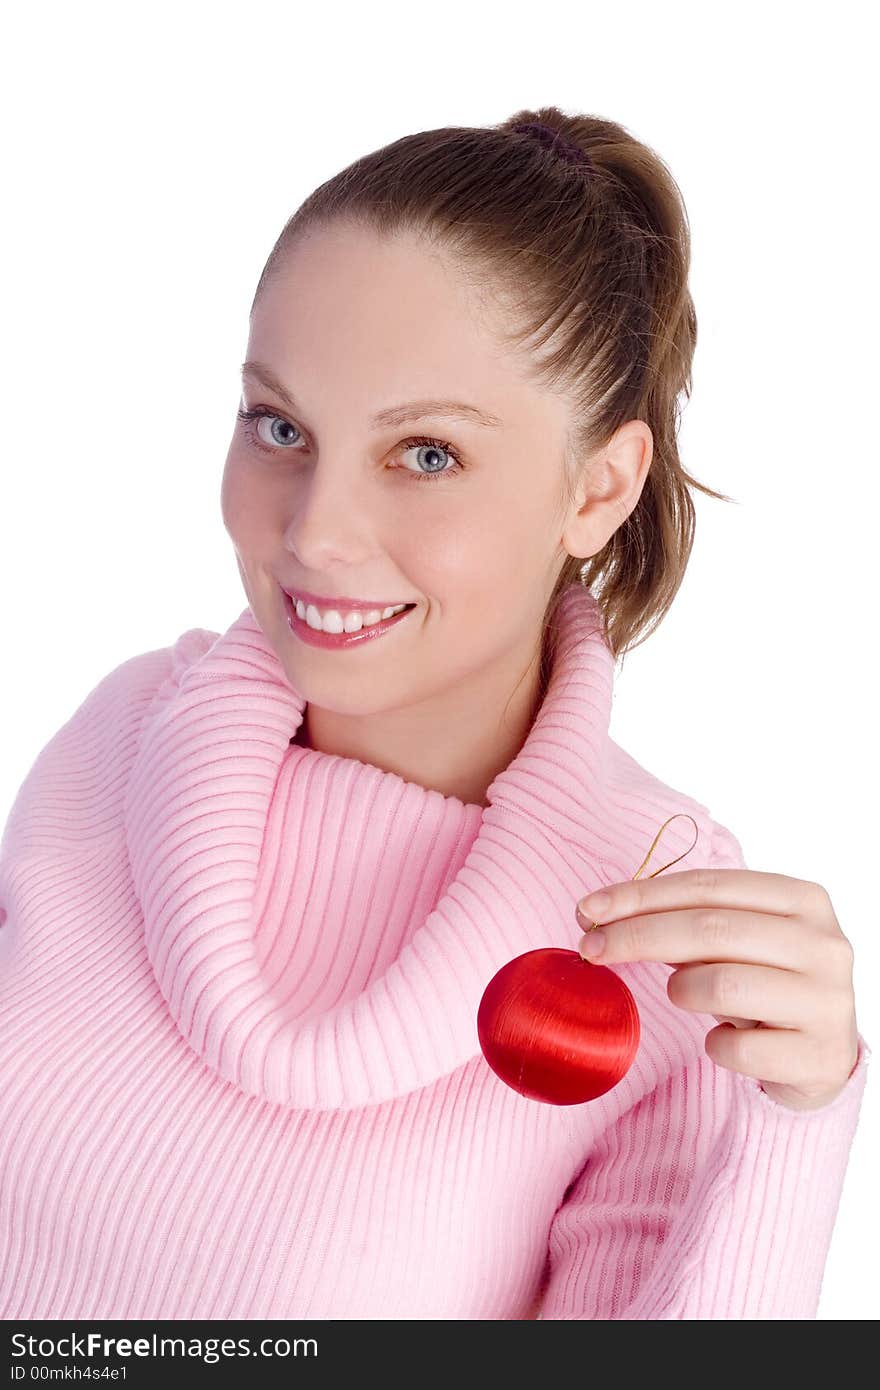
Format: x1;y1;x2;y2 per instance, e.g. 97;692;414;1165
477;947;640;1105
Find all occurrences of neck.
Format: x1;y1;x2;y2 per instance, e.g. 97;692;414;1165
294;643;547;809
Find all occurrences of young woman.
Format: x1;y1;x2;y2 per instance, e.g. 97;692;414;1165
0;107;868;1320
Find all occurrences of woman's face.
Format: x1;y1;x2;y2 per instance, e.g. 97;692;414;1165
220;220;639;733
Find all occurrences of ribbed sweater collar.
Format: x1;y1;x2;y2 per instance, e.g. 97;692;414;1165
125;581;715;1111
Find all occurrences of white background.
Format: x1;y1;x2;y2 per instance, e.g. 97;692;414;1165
2;0;877;1319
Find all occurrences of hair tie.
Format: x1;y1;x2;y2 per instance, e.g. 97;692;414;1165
511;120;594;172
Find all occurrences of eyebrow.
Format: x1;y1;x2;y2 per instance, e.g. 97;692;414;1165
240;360;504;430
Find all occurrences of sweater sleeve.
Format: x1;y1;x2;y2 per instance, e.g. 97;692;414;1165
535;1030;870;1319
0;627;215;865
536;817;872;1319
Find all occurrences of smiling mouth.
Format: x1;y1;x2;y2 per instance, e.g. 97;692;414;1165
284;591;417;635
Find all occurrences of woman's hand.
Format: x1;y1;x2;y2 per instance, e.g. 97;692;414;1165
575;869;860;1112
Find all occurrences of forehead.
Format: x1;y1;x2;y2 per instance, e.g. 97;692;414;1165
247;223;568;437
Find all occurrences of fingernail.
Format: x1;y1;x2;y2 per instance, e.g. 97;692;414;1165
579;930;606;959
579;891;610;921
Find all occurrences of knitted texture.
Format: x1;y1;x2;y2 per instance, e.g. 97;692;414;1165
0;582;869;1318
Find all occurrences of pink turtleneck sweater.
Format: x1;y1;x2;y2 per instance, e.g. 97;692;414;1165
0;584;870;1319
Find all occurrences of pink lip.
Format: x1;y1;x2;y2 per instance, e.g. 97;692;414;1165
281;586;415;614
281;588;415;650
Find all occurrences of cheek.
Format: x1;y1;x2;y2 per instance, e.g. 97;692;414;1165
220;453;269;542
219;453;245;535
397;500;521;592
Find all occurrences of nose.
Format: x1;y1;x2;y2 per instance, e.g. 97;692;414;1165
282;458;376;570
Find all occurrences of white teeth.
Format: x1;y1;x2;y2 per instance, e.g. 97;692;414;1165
293;597;409;634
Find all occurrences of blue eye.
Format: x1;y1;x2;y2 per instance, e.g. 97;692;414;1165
236;407;466;483
397;435;465;482
238;408;302;449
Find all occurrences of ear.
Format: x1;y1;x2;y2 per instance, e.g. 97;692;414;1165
560;420;654;560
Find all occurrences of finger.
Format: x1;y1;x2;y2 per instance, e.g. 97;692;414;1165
666;961;821;1031
578;906;812;970
577;867;821;932
703;1021;835;1090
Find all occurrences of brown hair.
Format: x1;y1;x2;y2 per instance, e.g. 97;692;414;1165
248;104;735;684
